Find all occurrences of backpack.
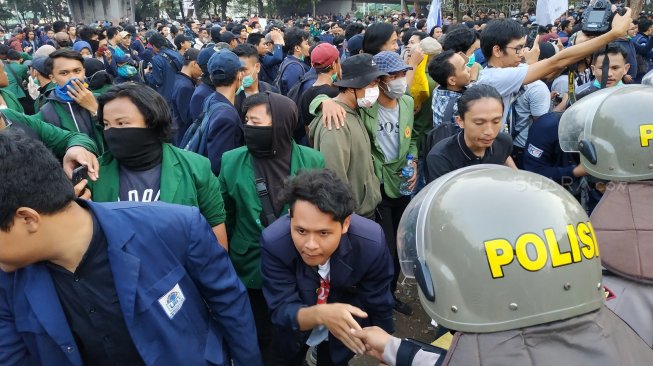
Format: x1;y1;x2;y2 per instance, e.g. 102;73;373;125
421;97;458;160
286;71;318;105
180;97;224;154
274;59;302;95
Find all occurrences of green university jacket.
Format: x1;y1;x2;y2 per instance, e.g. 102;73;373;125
2;108;98;157
218;142;325;289
88;143;226;227
309;94;418;198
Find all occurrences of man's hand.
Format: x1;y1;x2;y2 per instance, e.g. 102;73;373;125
74;179;92;200
63;146;99;181
407;45;424;68
351;326;392;362
609;7;633;38
406;160;418;191
67;79;99;114
623;74;634;84
320;98;347;130
317;303;368;354
524;35;540;65
270;29;284;45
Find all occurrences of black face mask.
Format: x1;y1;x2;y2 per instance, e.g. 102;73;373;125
104;127;163;170
243;125;275;158
88;39;100;53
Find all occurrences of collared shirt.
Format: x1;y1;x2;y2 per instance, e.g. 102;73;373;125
47;210;145;366
425;130;513;182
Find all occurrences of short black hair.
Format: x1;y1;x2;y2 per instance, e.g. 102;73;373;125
560;20;571;31
106;27;119;40
7;50;21;61
284;27;308;54
457;84;503;119
232;24;246;35
427;50;456;86
78;26;94;41
344;22;364;40
592;42;628;65
639;19;653;34
242;92;270;117
443;26;477;53
363;22;395;55
0;129;75;231
45;48;84;76
174;34;190;49
480;19;525;60
52;20;66;33
232;43;259;60
281;169;355;224
247;32;265;46
97;83;172;141
401;28;416;46
148;33;168;49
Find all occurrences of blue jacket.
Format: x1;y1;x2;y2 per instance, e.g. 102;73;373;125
259;44;284;84
0;201;262;366
523;112;576;183
204;91;243;176
260;214;395;364
279;55;309;95
171;73;197;146
190;81;215;120
146;47;183;104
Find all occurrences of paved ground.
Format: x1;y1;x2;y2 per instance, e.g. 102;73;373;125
349;277;435;365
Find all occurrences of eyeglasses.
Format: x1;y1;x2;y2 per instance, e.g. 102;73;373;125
505;45;526;54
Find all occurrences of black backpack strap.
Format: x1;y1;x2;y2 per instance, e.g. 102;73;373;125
5;63;25;91
159;50;180;73
252;161;277;227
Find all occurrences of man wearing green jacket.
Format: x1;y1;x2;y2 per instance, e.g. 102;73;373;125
308;54;385;220
86;83;228;247
37;48;105;154
218;92;324;363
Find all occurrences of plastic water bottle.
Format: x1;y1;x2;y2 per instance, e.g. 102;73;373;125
399;155;414;196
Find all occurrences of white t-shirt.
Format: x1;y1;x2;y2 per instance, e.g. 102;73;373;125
477;65;529;126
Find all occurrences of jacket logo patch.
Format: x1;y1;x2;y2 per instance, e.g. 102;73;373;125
404;127;411;138
158;283;186;319
527;144;543;158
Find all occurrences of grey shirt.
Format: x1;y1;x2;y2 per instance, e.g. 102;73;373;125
377;104;400;162
512;80;551;148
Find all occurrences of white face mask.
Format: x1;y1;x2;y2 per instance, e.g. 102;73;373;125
383;77;407;99
357;85;380;108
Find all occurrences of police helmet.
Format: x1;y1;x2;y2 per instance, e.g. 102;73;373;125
558;85;653;181
397;165;603;333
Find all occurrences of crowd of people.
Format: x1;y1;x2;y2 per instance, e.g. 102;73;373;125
0;4;652;366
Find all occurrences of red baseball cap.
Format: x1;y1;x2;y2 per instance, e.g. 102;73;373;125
311;43;339;69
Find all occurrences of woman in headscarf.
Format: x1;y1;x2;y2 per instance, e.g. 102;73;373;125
218;92;324;361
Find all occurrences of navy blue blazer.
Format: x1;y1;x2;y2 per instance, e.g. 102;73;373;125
260;214;395;364
0;201;262;366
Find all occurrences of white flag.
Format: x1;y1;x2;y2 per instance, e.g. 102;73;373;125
426;0;442;33
536;0;568;26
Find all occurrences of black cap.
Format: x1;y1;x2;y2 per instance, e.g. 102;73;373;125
333;53;388;89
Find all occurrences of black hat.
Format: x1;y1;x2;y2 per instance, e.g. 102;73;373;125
333;53;388;88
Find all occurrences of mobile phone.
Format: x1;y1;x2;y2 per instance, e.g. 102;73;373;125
71;165;88;185
549;39;559;44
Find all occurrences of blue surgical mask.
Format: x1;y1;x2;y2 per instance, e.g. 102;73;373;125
331;73;338;82
55;78;79;103
466;53;476;68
